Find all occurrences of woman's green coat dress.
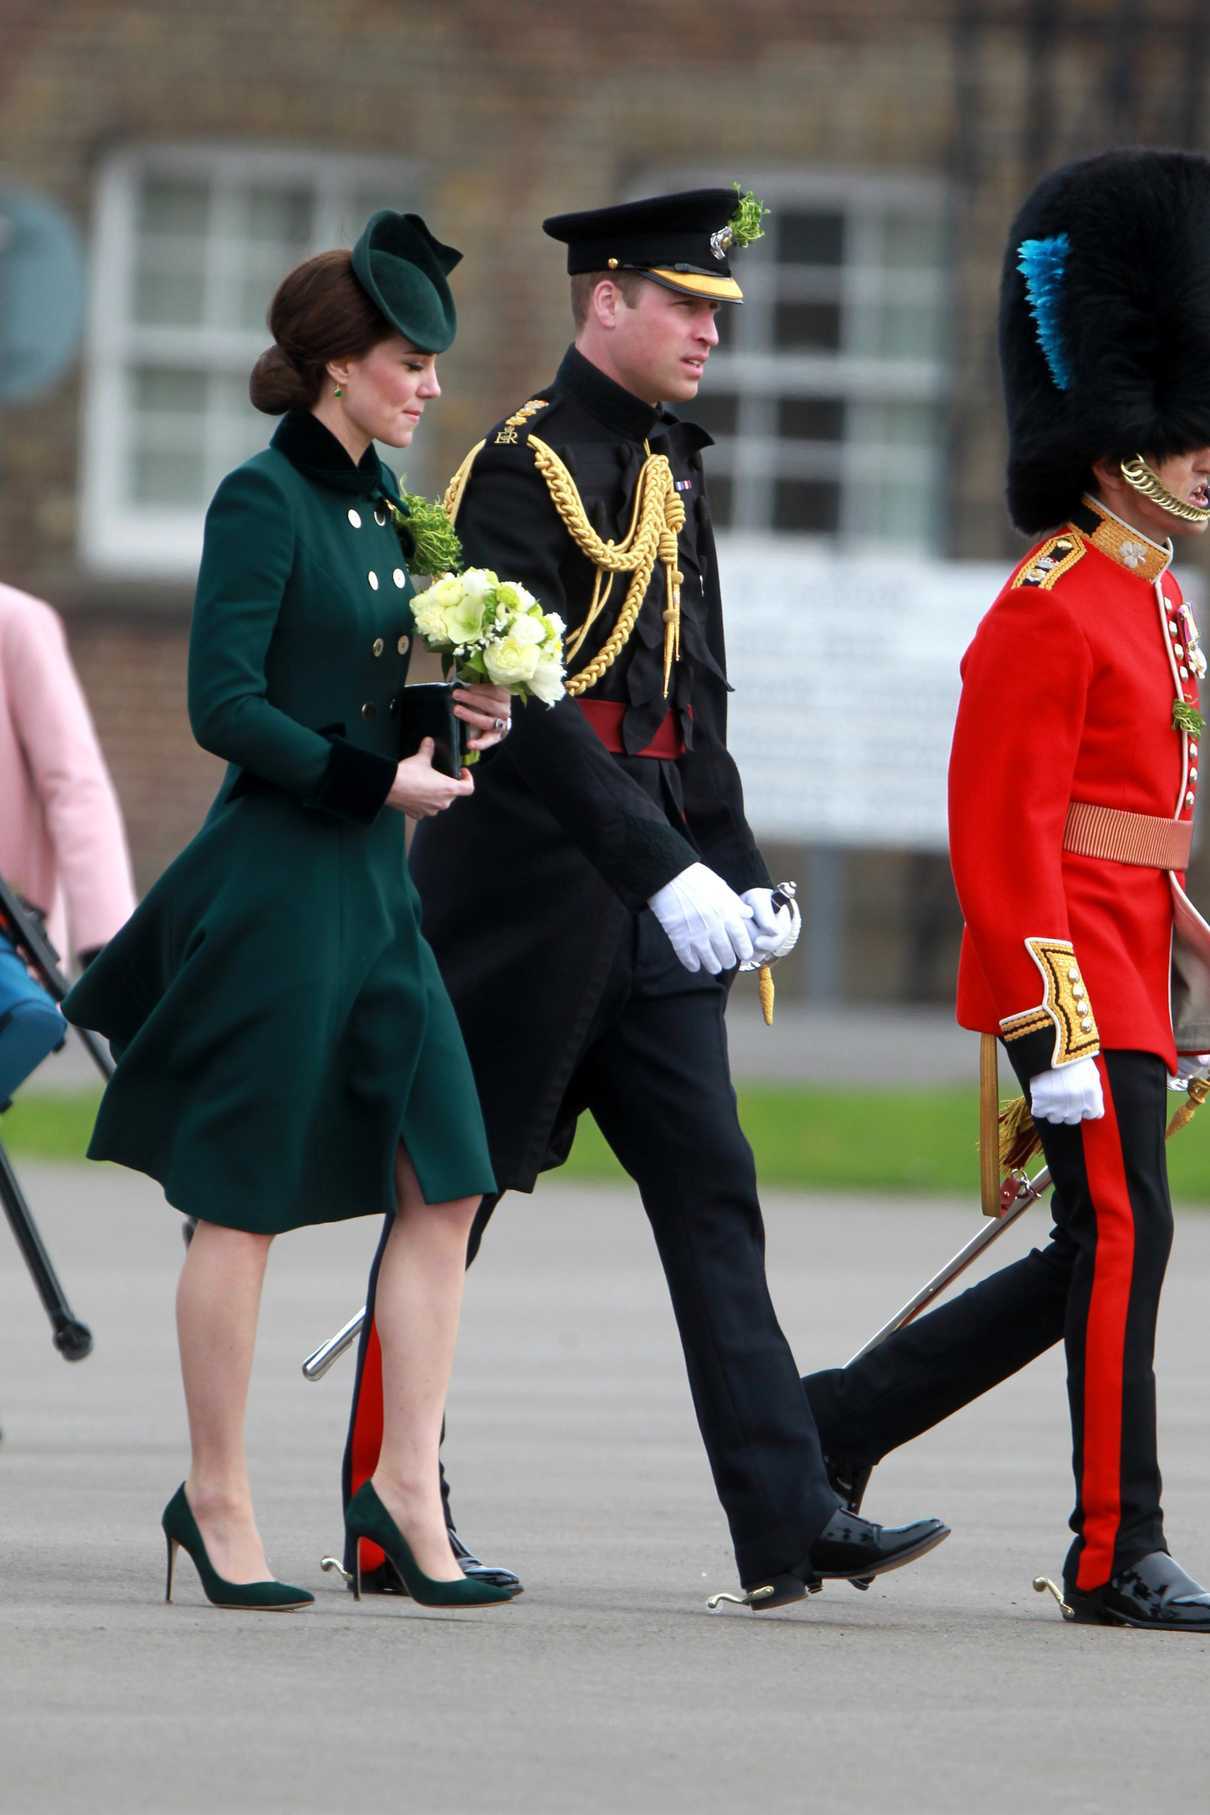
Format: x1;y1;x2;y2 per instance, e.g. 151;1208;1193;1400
63;410;496;1233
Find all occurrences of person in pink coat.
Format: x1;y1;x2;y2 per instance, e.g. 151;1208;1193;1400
0;581;135;1099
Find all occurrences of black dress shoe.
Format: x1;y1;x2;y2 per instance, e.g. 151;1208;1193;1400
351;1525;522;1597
1065;1551;1210;1631
809;1506;949;1582
728;1509;949;1611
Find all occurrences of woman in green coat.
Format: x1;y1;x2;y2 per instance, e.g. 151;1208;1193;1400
64;211;515;1612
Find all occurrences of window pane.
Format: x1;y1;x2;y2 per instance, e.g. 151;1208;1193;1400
690;390;738;440
130;441;206;506
853;399;938;448
849;299;943;360
773;299;842;352
773;477;840;534
133;252;207;326
777;396;846;442
237;184;312;249
140;178;209;237
133;366;207;415
882;209;946;272
778;209;845;267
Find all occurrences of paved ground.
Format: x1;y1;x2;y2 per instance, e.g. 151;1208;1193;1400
2;1162;1208;1814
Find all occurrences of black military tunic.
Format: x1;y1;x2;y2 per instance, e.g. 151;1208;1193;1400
411;344;770;1187
345;344;837;1590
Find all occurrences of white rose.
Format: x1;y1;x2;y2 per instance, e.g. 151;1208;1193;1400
540;610;566;658
528;653;566;706
484;632;542;687
412;583;454;643
458;568;498;608
506;611;545;649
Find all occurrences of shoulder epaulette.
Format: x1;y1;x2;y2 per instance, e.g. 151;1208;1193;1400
1010;533;1086;590
492;398;550;447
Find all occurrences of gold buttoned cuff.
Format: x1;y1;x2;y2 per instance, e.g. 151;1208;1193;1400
999;937;1100;1066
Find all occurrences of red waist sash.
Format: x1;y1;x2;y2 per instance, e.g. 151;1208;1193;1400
577;698;685;759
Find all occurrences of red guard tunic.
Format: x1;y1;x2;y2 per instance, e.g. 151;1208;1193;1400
950;494;1202;1077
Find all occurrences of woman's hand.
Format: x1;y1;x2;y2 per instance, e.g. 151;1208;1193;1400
453;681;512;752
387;739;475;820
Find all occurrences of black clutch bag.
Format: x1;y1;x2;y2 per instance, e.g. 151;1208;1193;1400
398;681;465;779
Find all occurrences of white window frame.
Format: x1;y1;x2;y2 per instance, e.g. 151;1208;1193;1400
80;143;419;578
640;166;950;551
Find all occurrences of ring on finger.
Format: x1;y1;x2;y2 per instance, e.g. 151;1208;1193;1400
493;717;508;734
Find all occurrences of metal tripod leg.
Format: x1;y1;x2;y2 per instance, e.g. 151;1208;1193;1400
0;1137;93;1360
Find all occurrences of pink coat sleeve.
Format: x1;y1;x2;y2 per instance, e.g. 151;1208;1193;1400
5;598;136;957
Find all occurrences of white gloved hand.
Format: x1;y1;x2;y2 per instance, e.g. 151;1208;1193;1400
648;863;755;975
1171;1052;1210;1090
742;888;802;963
1029;1057;1104;1125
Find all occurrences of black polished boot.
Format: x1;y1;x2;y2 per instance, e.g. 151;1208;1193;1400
1061;1552;1210;1631
712;1509;949;1612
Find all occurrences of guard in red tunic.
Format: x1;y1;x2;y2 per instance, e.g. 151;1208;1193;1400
803;149;1210;1630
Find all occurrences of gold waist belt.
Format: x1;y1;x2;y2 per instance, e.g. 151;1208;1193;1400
1063;799;1192;870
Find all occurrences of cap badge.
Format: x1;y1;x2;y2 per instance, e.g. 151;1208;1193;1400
709;225;733;262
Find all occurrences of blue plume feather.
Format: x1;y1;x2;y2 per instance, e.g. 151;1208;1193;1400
1017;234;1071;391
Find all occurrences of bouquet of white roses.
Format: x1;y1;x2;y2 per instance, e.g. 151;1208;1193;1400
412;569;566;708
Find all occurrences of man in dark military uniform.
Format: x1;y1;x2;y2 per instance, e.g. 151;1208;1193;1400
341;190;948;1610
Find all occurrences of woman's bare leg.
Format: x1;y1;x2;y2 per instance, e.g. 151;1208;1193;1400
371;1148;478;1581
176;1220;276;1582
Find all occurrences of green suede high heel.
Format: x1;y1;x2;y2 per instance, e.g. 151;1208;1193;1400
345;1480;516;1608
162;1484;314;1611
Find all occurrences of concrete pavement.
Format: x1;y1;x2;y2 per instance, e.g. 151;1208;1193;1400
2;1164;1208;1814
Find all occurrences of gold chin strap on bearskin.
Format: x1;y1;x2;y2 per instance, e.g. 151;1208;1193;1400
1119;455;1210;525
527;435;685;698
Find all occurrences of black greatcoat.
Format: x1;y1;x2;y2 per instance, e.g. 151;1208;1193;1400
409;344;770;1191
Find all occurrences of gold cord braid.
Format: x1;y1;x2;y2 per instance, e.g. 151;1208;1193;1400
442;439;486;525
528;434;685;697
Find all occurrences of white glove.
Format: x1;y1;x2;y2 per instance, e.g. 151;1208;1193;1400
1029;1058;1104;1125
1171;1052;1210;1090
648;863;754;975
742;888;802;964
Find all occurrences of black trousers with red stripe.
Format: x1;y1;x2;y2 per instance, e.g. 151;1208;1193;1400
341;909;838;1587
804;1049;1173;1588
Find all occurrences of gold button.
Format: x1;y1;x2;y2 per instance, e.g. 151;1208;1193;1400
1187;790;1196;805
1181;666;1189;679
608;256;619;270
1193;767;1200;780
397;634;410;656
347;509;362;529
1067;967;1080;982
361;702;376;720
368;571;380;591
372;638;384;657
1176;645;1185;657
393;568;406;588
1080;1018;1094;1033
1073;984;1085;999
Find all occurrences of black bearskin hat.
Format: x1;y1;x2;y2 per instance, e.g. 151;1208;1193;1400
1000;148;1210;533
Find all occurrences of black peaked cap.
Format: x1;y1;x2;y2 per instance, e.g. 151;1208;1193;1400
543;190;745;302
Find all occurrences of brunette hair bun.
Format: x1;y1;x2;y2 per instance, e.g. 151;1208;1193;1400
249;344;315;415
247;249;393;416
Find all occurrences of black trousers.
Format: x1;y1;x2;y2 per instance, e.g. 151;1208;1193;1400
804;1049;1173;1589
343;909;837;1586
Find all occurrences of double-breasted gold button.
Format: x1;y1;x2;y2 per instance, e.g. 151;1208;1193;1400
361;702;376;720
397;634;410;655
372;638;385;657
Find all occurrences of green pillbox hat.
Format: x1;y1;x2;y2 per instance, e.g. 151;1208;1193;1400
351;210;461;354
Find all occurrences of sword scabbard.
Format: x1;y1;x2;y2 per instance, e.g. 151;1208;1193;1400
979;1033;1000;1218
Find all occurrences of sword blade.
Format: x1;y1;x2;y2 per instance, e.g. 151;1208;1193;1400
847;1167;1051;1363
